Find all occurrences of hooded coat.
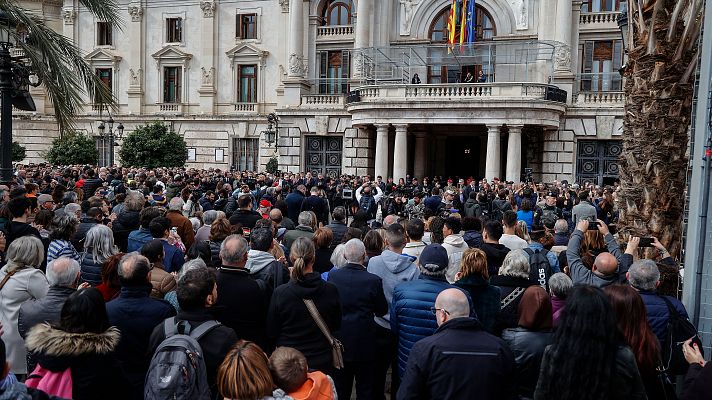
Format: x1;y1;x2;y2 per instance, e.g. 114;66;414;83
366;250;420;329
442;234;468;283
479;243;511;276
463;198;481;218
245;250;290;289
25;323;130;400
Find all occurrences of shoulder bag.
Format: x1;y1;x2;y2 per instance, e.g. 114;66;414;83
303;299;344;369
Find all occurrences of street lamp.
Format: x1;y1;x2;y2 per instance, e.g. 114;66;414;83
96;108;124;167
0;11;38;185
262;112;279;147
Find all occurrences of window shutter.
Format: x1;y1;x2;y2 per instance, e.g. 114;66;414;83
583;41;593;73
163;68;169;102
176;68;182;103
319;52;328;93
236;14;242;38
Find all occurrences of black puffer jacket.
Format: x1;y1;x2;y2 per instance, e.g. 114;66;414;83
79;251;104;286
112;210;140;252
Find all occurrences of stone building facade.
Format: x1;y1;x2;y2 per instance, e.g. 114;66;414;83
13;0;625;185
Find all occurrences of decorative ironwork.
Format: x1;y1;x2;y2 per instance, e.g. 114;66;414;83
305;136;342;178
576;140;622;186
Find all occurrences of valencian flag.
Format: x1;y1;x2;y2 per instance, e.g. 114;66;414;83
459;0;468;49
447;0;458;52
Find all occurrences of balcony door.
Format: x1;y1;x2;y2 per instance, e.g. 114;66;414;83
318;50;350;94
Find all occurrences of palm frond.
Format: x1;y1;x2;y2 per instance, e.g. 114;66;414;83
0;0;121;133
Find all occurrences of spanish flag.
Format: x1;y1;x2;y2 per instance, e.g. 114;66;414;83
447;0;458;52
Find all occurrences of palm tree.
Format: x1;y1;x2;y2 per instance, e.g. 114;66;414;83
0;0;120;132
617;0;702;259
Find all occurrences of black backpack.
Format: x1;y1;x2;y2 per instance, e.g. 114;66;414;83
359;195;376;218
524;248;553;291
659;296;703;375
490;200;509;223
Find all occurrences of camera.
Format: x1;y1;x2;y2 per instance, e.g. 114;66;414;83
524;168;534;184
342;186;353;200
639;237;654;248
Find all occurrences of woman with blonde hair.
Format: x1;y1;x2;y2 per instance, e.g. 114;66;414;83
267;237;342;374
515;220;531;242
454;248;501;334
217;340;291;400
0;236;49;376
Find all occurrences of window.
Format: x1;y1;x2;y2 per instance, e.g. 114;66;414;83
233;138;259;171
581;0;622;12
97;22;112;46
581;40;623;91
238;65;257;103
237;14;257;39
163;66;182;103
318;50;350;94
94;68;112;101
166;18;183;43
429;5;495;43
321;0;352;25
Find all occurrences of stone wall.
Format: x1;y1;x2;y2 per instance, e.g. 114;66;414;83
12;117;61;164
343;127;373;176
541;129;575;182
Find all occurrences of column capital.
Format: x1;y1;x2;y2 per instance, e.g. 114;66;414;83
200;0;216;18
127;3;143;22
394;124;409;132
375;124;390;132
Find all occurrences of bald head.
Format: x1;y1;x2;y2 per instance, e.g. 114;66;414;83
593;252;618;276
269;208;283;223
118;253;151;286
383;215;398;229
46;257;81;288
220;234;249;266
435;288;470;326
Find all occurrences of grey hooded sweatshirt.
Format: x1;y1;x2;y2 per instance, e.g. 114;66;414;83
367;249;420;329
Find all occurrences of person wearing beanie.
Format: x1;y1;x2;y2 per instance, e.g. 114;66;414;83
390;243;466;378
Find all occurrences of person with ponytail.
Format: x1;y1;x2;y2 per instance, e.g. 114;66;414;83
267;237;342;374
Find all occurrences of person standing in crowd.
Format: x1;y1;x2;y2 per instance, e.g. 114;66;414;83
454;248;500;334
312;228;335;274
479;220;511;276
572;191;597;224
74;207;103;250
217;340;291;400
25;288;130;399
502;286;554;399
301;186;329;227
127;206;161;253
0;236;49;377
216;234;271;351
328;239;387;399
461;216;483;248
47;214;81;264
285;185;307;223
490;249;533;335
245;227;290;289
397;288;516;400
149;216;185;273
325;207;348;250
533;285;647;400
139;240;177;298
79;224;119;286
681;338;711;400
567;219;625;288
391;243;458;378
283;212;316;251
106;253;176;399
165;197;196;250
112;191;145;252
548;272;573;326
267;237;342;374
148;265;238;399
269;346;337;400
442;217;468;283
229;194;261;230
403;218;427;263
500;211;528;251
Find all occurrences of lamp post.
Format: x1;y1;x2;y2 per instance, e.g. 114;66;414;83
97;111;124;167
263;112;279;148
0;12;38;185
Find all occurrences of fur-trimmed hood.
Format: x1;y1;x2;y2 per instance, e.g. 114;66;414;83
26;323;121;357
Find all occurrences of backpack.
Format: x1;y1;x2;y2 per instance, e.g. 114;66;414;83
541;207;559;229
659;296;703;375
490;200;509;223
144;318;221;400
524;248;553;291
359;195;376;218
25;365;73;399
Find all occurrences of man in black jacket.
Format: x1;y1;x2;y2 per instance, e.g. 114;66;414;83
328;239;388;400
228;194;261;230
82;169;104;198
397;288;516;400
216;234;271;351
479;220;511;276
148;265;238;400
325;207;348;249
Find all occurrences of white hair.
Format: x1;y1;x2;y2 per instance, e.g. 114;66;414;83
499;249;531;279
85;225;119;265
628;259;660;291
46;257;80;288
169;197;185;211
330;244;348;268
343;239;366;264
190;217;201;232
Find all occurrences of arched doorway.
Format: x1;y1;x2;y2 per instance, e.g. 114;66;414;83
427;5;496;83
319;0;354;25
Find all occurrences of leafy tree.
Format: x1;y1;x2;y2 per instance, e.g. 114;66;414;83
45;133;98;165
266;156;278;174
1;0;119;132
11;141;25;162
119;122;187;168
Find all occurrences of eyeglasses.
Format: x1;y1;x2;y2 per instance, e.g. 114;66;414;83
430;307;450;316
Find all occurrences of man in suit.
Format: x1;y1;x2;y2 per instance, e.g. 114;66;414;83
328;239;388;400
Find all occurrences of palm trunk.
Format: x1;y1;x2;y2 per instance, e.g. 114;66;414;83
618;0;702;260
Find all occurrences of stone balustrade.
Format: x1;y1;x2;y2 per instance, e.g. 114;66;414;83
355;83;558;102
158;103;181;113
316;25;354;39
575;91;625;106
301;94;345;107
234;102;257;112
579;11;620;29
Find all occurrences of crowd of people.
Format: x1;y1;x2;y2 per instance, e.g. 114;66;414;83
0;163;707;400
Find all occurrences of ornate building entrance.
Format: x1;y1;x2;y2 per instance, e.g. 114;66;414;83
576;140;622;186
305;136;343;178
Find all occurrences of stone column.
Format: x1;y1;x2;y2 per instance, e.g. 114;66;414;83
198;0;217;114
413;132;427;179
374;125;390;179
506;125;524;182
554;0;573;73
393;125;408;182
287;0;305;78
352;0;372;79
485;125;502;181
127;2;144;114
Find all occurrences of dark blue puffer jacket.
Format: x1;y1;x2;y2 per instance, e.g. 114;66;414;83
80;251;104;286
390;275;456;377
638;290;689;346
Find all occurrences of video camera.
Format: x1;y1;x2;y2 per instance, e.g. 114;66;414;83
341;185;354;200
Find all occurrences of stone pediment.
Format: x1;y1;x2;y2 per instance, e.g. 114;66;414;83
151;45;193;62
226;43;269;62
84;48;122;63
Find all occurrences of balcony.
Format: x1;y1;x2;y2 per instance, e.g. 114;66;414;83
574;91;625;107
346;82;566;127
157;103;183;114
574;72;625;107
579;11;621;32
316;25;354;42
300;94;345;108
234;102;258;113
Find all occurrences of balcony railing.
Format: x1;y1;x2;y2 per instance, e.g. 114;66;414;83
317;25;354;39
578;72;623;92
234;102;257;112
158;103;182;113
301;94;345;107
580;11;620;24
575;91;625;105
350;82;566;103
